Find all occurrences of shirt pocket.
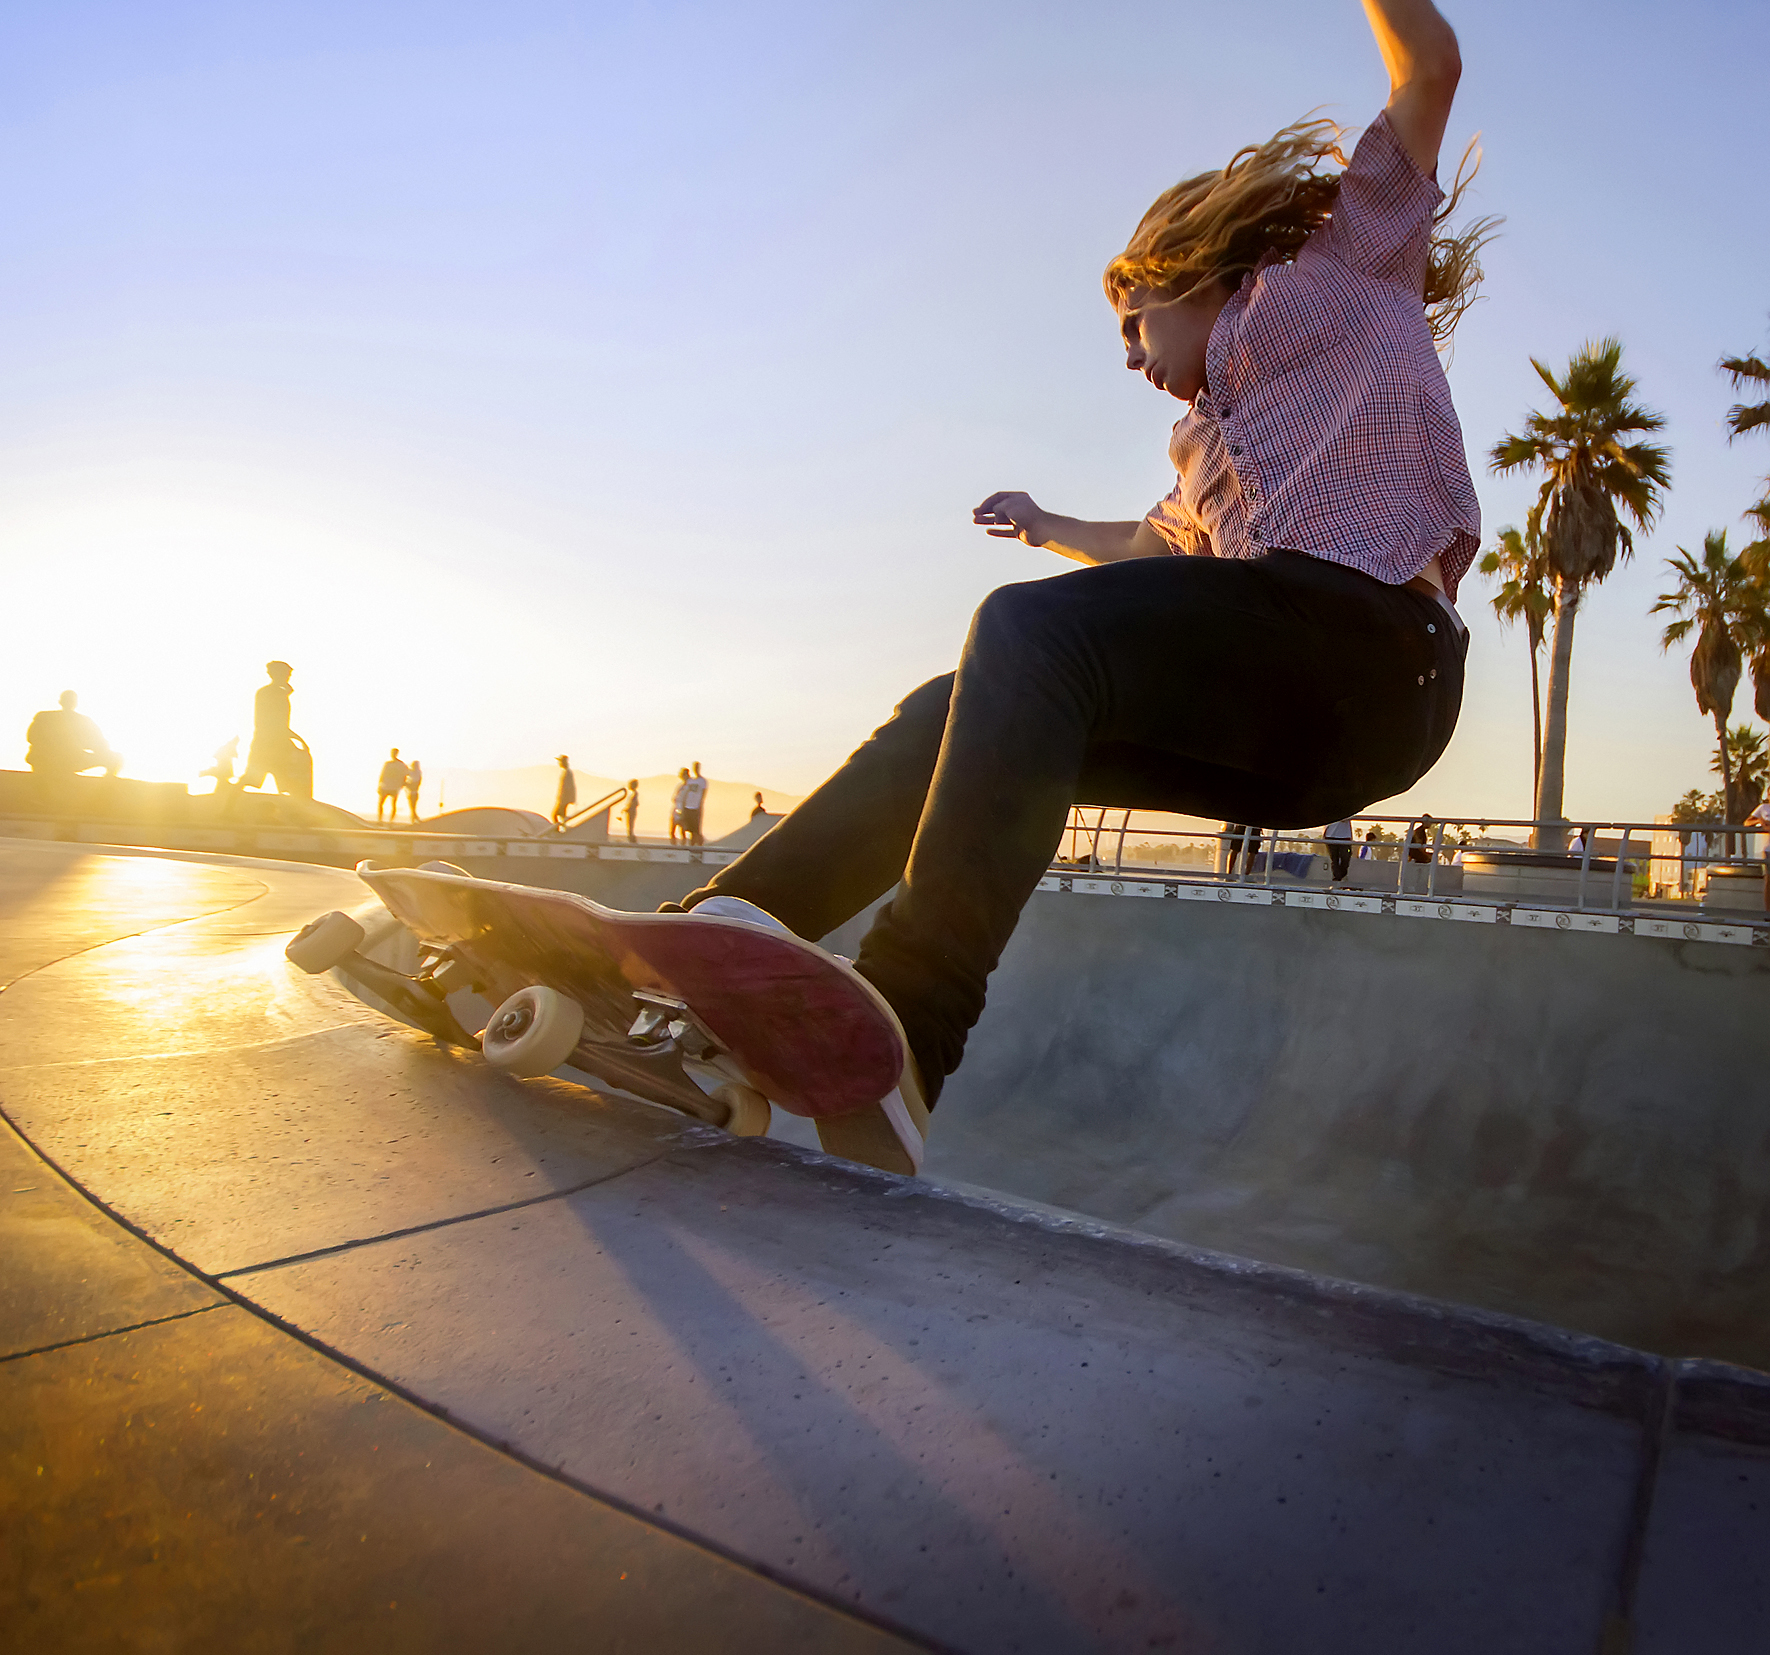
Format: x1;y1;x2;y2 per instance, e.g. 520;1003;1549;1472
1232;265;1349;383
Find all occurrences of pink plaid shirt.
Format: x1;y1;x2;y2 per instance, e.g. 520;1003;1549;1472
1145;111;1480;601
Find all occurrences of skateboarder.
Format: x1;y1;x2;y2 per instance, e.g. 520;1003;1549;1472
668;0;1484;1168
237;662;313;802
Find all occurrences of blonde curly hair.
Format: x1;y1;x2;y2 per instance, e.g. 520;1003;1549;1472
1102;116;1498;347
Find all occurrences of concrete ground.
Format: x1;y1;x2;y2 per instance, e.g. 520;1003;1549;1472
3;839;1768;1652
389;841;1770;1369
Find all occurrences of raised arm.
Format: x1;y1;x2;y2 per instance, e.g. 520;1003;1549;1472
1361;0;1461;177
973;493;1171;566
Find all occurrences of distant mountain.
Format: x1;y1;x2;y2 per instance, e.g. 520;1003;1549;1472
422;765;802;842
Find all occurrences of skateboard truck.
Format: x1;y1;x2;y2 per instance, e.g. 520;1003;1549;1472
627;988;720;1059
626;989;773;1132
285;910;476;1048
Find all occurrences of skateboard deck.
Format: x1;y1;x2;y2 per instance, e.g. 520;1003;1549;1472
355;865;909;1128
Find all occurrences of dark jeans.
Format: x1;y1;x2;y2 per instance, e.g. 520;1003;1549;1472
684;550;1464;1101
1328;842;1353;881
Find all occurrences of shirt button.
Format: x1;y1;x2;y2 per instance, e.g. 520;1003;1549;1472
1427;623;1436;634
1430;668;1437;679
1417;675;1426;686
1229;444;1243;456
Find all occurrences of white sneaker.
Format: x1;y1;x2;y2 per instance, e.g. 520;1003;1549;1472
688;895;795;937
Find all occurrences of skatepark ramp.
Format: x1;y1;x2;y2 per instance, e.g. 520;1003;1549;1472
4;838;1768;1651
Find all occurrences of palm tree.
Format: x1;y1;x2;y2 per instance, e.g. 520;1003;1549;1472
1478;524;1553;800
1654;531;1764;848
1490;338;1671;847
1714;723;1768;822
1723;335;1770;587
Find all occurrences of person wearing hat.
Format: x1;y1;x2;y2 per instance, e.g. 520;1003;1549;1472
238;661;313;800
552;754;576;831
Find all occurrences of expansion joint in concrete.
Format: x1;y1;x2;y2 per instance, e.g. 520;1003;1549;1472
1602;1360;1678;1652
0;1302;227;1367
214;1157;670;1281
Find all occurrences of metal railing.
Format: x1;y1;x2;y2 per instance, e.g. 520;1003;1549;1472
1054;810;1766;916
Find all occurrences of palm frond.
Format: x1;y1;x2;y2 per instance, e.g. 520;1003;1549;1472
1721;352;1770;389
1728;403;1770;440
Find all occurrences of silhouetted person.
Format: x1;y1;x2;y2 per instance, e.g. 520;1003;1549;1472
1223;822;1262;877
553;755;576;831
199;737;239;790
239;662;313;801
1324;817;1354;882
26;690;119;813
1408;813;1435;864
669;768;690;844
750;790;768;820
680;761;708;846
404;759;423;823
377;749;409;824
623;779;639;843
27;691;121;779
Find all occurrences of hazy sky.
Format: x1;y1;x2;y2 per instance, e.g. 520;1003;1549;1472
3;0;1766;823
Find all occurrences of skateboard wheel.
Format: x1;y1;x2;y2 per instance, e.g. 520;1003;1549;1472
285;910;366;974
716;1084;771;1138
481;985;585;1077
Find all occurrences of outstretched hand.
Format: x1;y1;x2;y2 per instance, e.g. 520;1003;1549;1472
973;491;1046;545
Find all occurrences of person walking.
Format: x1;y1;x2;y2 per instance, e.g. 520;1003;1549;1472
552;755;576;831
1324;817;1354;882
376;750;409;824
236;662;313;803
623;779;640;843
668;767;691;844
662;0;1479;1174
404;758;423;823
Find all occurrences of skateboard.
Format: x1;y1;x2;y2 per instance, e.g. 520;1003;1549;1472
285;864;923;1167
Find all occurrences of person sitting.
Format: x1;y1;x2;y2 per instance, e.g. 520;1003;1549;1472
26;691;121;778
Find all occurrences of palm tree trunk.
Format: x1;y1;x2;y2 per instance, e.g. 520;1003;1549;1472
1534;578;1580;849
1529;644;1543;802
1716;712;1736;858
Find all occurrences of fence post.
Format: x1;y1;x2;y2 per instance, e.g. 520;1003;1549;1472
1608;826;1631;912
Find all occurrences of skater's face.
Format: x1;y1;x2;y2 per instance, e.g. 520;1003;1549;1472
1117;279;1235;403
